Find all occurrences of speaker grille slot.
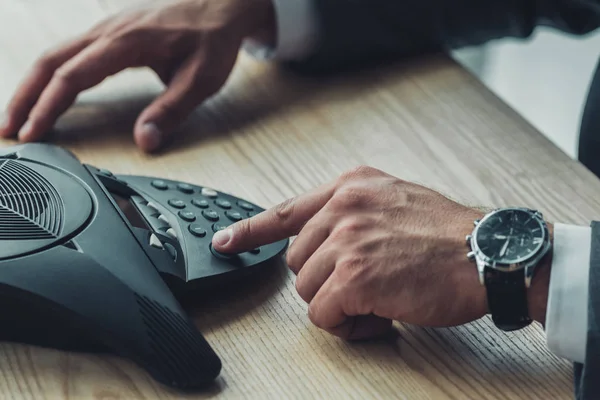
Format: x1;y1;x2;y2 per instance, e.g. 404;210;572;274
135;294;221;387
0;160;64;240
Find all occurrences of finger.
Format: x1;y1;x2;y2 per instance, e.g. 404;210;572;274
308;280;391;340
134;34;244;153
132;53;213;153
18;36;153;143
285;209;332;274
307;278;351;337
294;244;337;302
1;36;93;138
212;181;337;253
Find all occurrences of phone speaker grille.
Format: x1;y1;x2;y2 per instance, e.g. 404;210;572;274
0;160;64;240
135;294;221;388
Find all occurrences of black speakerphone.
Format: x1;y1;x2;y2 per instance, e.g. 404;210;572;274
0;143;288;390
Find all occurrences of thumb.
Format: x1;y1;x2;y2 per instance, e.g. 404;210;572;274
344;315;393;340
323;315;392;340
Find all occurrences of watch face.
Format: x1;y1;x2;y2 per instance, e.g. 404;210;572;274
475;209;545;265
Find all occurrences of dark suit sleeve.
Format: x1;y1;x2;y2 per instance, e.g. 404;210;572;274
577;59;600;177
574;221;600;399
285;0;600;73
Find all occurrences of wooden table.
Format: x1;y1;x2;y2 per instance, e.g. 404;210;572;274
0;1;596;399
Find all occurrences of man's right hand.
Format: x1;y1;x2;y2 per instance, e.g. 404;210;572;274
0;0;276;152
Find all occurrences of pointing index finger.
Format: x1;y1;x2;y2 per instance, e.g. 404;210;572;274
212;181;337;253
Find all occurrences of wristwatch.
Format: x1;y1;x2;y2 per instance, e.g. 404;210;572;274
466;207;552;331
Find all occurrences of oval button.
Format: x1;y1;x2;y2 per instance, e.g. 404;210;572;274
178;210;196;222
237;201;254;211
151;180;168;190
201;187;218;198
215;199;232;209
177;183;194;194
188;223;207;237
192;198;209;208
202;209;219;221
209;244;236;260
168;199;186;209
212;223;230;232
225;211;242;222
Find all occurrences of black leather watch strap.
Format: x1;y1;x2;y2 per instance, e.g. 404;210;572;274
484;267;532;331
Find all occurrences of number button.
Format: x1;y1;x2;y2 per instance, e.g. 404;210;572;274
178;210;196;222
212;223;230;232
177;183;194;194
151;180;168;190
215;199;232;209
210;244;234;259
168;199;186;209
202;209;219;222
201;187;218;198
188;224;207;237
192;198;209;208
225;211;242;222
237;201;254;211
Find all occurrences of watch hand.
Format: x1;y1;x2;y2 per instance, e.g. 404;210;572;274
500;239;510;257
493;234;507;239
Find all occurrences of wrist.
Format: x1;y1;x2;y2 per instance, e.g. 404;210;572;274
465;210;553;327
527;222;553;326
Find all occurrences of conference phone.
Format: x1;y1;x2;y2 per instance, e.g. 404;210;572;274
0;143;288;389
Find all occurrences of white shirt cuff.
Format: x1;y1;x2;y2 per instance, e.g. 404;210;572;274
545;223;591;364
243;0;318;61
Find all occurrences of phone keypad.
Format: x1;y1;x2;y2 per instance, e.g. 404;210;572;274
145;180;265;259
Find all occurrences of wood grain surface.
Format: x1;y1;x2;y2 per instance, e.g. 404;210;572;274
0;1;595;399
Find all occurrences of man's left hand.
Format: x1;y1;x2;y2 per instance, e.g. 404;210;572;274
212;165;488;339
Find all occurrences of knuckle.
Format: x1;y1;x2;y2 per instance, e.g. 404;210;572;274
397;190;413;209
272;198;295;224
337;256;370;283
331;216;369;239
330;185;370;210
337;256;363;272
53;65;80;88
338;165;381;183
339;165;373;181
99;29;147;62
355;236;384;255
